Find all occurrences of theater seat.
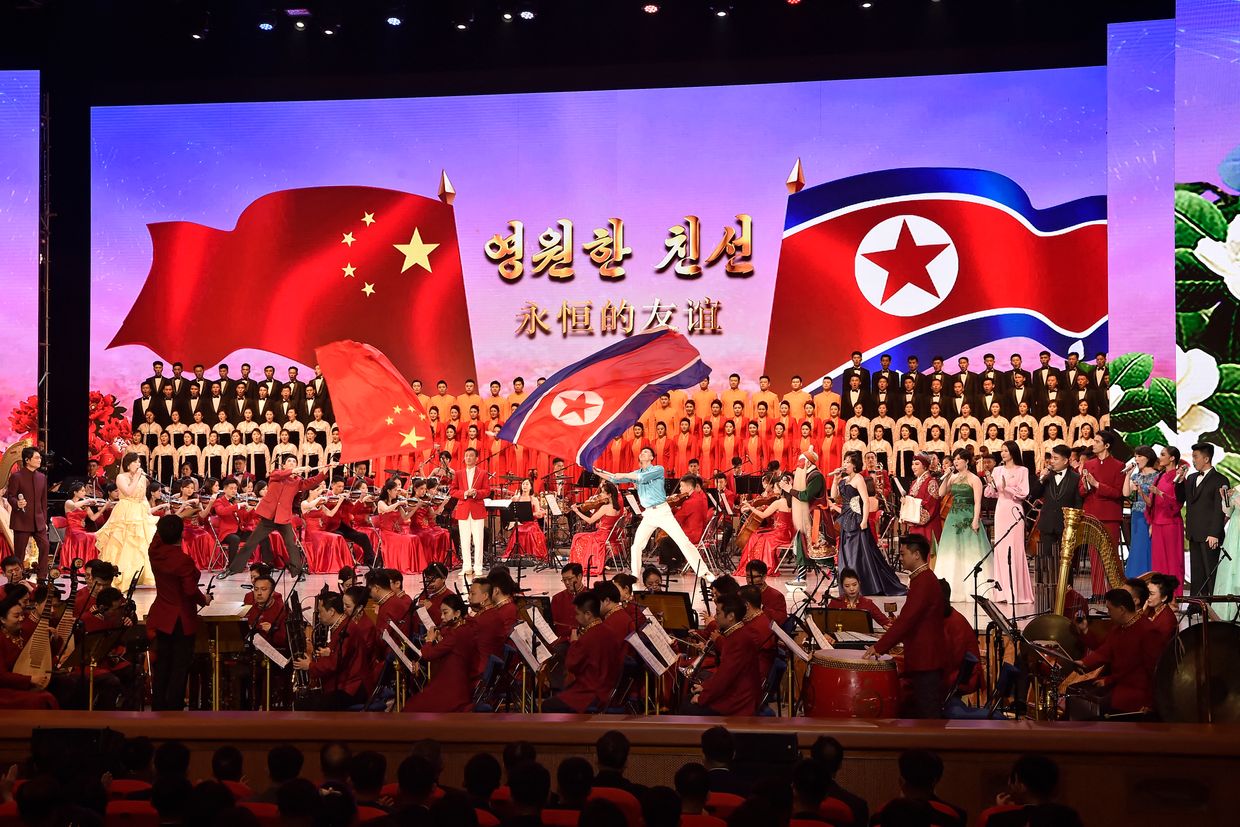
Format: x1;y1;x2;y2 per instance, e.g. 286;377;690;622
588;787;642;827
683;814;727;827
220;779;253;800
104;800;159;826
792;820;837;827
0;800;19;827
476;809;500;826
706;791;745;819
978;804;1024;826
541;810;580;826
107;778;152;799
820;797;855;824
238;801;281;827
357;805;388;822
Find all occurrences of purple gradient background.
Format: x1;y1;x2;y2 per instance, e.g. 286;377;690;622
1107;20;1175;378
1175;1;1240;184
90;68;1112;400
0;71;39;442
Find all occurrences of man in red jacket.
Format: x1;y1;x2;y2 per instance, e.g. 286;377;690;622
542;590;623;713
450;447;491;579
223;456;334;578
291;591;368;710
146;515;212;710
865;534;946;718
682;595;762;716
1077;588;1159;715
1078;429;1125;596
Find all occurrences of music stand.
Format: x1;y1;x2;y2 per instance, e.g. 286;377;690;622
634;591;697;632
810;607;874;635
735;475;764;496
575;470;601;489
511;500;535;523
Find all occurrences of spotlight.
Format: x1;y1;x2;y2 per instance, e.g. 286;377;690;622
323;27;336;35
258;21;274;31
294;20;306;30
386;16;402;26
284;7;312;16
860;1;872;7
519;9;535;19
710;5;732;17
191;32;203;39
642;3;659;12
502;12;513;20
786;0;802;5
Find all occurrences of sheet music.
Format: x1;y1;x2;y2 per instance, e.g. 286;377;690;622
510;623;554;671
387;622;421;658
624;492;643;515
626;631;673;675
417;606;436;631
529;608;557;648
484;499;512;508
640;609;679;666
382;630;415;673
197;601;247;619
832;630;880;644
770;622;811;662
806;616;835;651
251;633;290;669
544;493;562;516
718;490;734;516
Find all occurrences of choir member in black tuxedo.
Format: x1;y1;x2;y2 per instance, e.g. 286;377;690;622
285;366;307;406
946;381;972;420
215;364;237;402
276;387;295;424
1036;374;1065;419
897;376;920;415
204;383;226;423
1067;372;1106;417
299;388;321;425
144;360;169;398
253;387;274;423
871;354;899;395
184;384;207;423
1089;353;1110;390
1028;445;1084;607
229;384;253;425
237;364;257;399
309;364;332;421
954;356;979;397
838;351;870;396
841;374;874;419
169;362;190;403
979;353;1005;393
154;383;181;428
1004;372;1034;418
189;363;209;398
922;379;947;420
1180;443;1228;595
872;376;893;415
258;365;282;401
926;356;950;391
1030;351;1061;396
132;383;156;432
977;378;1002;421
902;355;930;395
1061;353;1087;391
1004;353;1032;394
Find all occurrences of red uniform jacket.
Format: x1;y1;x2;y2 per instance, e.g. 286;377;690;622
245;594;287;649
761;585;788;627
942;609;981;694
145;537;209;636
603;605;635;639
4;467;47;532
674;490;712;545
309;617;368;697
0;629;36;690
1147;606;1178;652
551;588;583;643
826;596;891;630
75;585;102;619
743;613;777;683
472;601;518;677
405;620;479;713
416;588;450;634
258;469;326;524
554;621;623;713
1082;616;1159;712
210;497;241;537
376;593;414;644
873;566;946;673
81;611;130;674
1079;455;1125;524
450;466;492;520
698;623;762;716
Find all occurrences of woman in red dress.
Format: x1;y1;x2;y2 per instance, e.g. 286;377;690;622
61;482;104;568
374;480;425;574
299;481;352;574
697;421;718;483
720;420;740;468
732;474;795;575
568;481;622;577
902;453;942;555
403;593;478;713
408;478;452;570
171;479;215;569
442;425;461;467
503;479;548;561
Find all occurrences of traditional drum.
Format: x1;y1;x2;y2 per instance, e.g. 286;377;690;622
803;648;900;718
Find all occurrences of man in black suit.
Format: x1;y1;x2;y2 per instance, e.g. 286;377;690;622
1004;353;1032;394
810;736;869;827
926;356;949;392
946;379;973;420
1066;373;1106;417
871;354;898;396
132;382;156;432
1031;351;1061;397
841;374;874;419
979;353;1005;393
299;387;321;425
699;726;748;797
902;355;929;395
203;383;226;423
976;378;1002;422
1181;443;1228;595
1036;373;1065;419
237;363;258;399
839;351;869;397
872;375;894;414
228;383;254;425
189;364;209;399
184;384;207;423
1062;352;1086;391
215;364;237;402
1089;353;1110;391
153;382;181;427
144;360;168;399
285;366;307;407
258;365;283;401
922;378;947;419
169;361;190;404
897;375;920;416
1004;371;1035;419
252;386;274;422
276;386;296;423
954;356;978;397
309;364;332;421
1029;445;1084;597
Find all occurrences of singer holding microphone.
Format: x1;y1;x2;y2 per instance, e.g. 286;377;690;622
4;447;49;579
984;440;1034;604
94;452;158;587
221;454;336;579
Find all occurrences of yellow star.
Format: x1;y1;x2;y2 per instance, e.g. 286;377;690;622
399;428;425;448
393;405;402;414
342;263;356;278
385;416;394;425
418;414;427;421
342;232;356;246
393;228;439;273
362;212;376;226
362;282;376;296
405;405;416;413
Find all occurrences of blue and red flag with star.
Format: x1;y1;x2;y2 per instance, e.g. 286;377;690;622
498;327;711;471
763;167;1107;391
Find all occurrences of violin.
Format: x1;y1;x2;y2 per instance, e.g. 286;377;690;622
575;492;611;516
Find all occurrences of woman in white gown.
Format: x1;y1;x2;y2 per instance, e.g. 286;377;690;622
984;440;1034;604
93;452;156;586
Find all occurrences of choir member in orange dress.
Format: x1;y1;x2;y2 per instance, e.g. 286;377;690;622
541;590;624;713
768;422;793;472
826;567;892;629
671;419;699;477
732;474;794;576
291;591;368;710
569;481;622;577
404;593;479;713
697;421;718;482
680;595;762;716
503;479;548;561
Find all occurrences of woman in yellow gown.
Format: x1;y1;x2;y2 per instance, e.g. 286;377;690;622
93;452;157;586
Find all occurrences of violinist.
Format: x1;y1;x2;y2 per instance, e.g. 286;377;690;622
223;455;334;579
245;574;287;649
826;568;892;630
147;515;212;711
325;479;376;567
541;590;624;714
408;478;452;567
291;591;366;711
368;569;413;643
416;563;452;634
680;595;762;717
568;481;622;577
80;586;137;709
211;479;248;569
404;593;478;713
664;475;711;570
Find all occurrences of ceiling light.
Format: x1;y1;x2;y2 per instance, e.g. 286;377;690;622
386;16;402;26
643;3;660;12
284;7;312;16
786;0;802;5
519;9;535;19
710;4;732;17
191;32;203;39
860;2;873;7
323;27;335;35
294;20;306;30
502;12;513;20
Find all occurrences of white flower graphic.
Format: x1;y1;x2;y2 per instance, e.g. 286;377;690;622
1174;346;1225;461
1195;214;1240;301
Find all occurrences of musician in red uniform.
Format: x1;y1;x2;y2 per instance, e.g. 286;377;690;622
211;479;248;570
80;586;137;709
368;569;413;643
244;574;287;649
415;563;451;635
0;592;58;709
938;579;981;697
671;474;712;550
405;593;479;713
738;585;777;685
223;456;334;578
681;595;762;716
1076;588;1160;715
743;560;789;626
469;576;516;679
865;534;946;718
291;591;368;710
551;563;586;644
74;560;119;618
1078;429;1125;596
1145;573;1180;651
146;515;212;711
326;479;376;567
450;448;491;580
343;585;379;698
826;568;893;630
542;590;624;713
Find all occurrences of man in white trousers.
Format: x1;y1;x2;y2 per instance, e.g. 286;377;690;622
595;447;714;583
449;447;491;579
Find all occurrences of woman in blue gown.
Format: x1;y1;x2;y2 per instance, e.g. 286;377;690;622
831;451;906;596
1121;446;1158;577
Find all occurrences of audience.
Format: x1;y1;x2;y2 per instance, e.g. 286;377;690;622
0;729;1087;827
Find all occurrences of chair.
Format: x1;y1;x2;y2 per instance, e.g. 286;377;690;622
104;800;160;826
476;809;501;827
0;800;20;827
220;779;253;800
775;542;796;574
238;801;281;827
691;510;722;573
357;805;389;823
604;514;631;572
350;656;396;711
683;815;727;827
706;791;745;819
540;810;580;826
820;798;855;825
107;779;152;799
588;787;642;827
978;804;1024;826
758;656;789;714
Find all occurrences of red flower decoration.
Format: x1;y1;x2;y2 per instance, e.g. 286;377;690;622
85;390;134;467
7;395;38;439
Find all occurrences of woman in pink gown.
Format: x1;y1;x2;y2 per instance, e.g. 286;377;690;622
1149;446;1187;593
568;481;622;577
732;474;795;575
984;440;1034;604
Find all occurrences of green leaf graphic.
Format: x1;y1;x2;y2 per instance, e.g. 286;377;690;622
1108;353;1152;391
1175;190;1229;247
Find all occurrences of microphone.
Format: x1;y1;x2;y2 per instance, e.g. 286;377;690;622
985;579;1003;591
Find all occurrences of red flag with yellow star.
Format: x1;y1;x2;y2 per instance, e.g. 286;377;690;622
107;185;477;387
313;340;433;463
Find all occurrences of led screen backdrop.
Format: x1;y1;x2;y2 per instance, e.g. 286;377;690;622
91;67;1124;403
0;71;39;444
